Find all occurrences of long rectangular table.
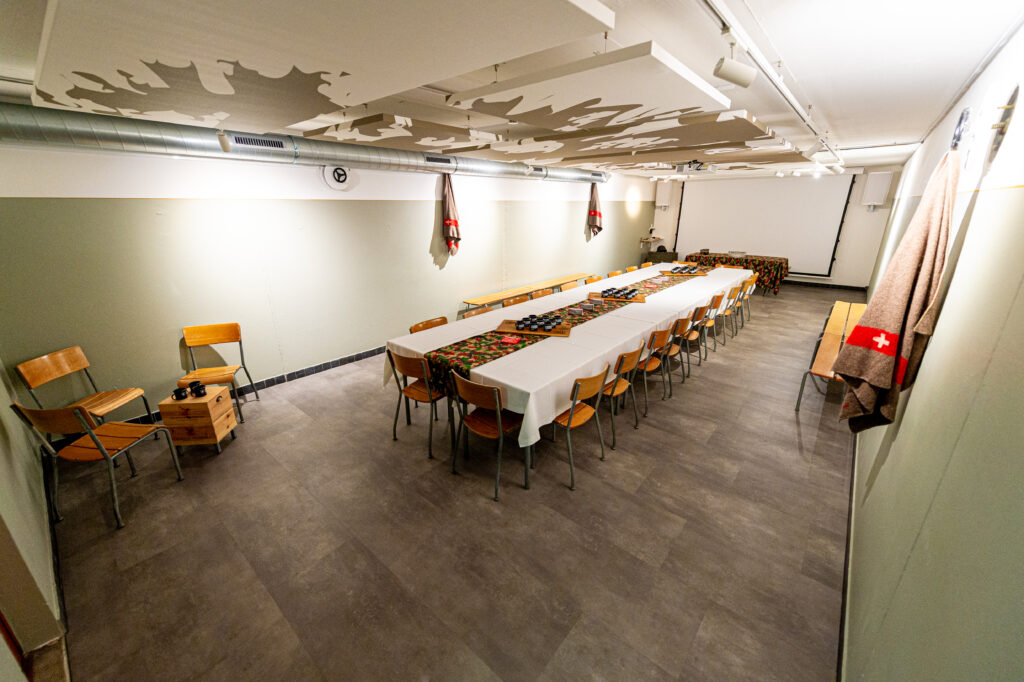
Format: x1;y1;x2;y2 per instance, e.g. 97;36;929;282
685;253;789;294
387;264;753;448
461;272;591;312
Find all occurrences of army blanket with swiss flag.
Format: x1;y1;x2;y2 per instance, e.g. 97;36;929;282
833;150;960;432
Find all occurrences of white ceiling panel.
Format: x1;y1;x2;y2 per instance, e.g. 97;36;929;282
32;0;613;133
448;41;729;132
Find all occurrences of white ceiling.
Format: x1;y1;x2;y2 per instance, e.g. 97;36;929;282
1;0;1021;176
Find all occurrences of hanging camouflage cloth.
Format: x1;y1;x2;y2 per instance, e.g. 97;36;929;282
442;173;460;255
587;182;603;236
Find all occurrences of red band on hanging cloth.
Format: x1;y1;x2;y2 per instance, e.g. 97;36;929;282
444;219;459;227
588;210;601;218
844;324;909;385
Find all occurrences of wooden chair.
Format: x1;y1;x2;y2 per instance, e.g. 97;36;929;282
683;306;708;370
602;344;643;449
641;261;653;268
665;314;694;393
625;266;638;273
550;364;609;490
452;373;526;501
503;294;530;307
561;281;579;291
637;329;672;416
584;276;602;284
608;270;623;277
10;403;182;529
179;323;258;423
702;294;726;355
741;274;759;322
462;306;493;318
16;346;155;429
531;288;553;300
719;286;743;339
387;350;444;459
410;316;447;334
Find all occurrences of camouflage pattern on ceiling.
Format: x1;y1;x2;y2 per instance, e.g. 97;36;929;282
306;114;498;151
446;111;774;165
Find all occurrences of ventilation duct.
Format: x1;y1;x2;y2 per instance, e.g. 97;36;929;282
0;103;608;183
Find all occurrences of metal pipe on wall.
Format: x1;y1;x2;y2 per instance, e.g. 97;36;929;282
0;103;608;183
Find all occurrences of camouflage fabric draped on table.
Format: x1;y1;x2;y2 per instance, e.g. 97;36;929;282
426;272;702;384
685;253;789;294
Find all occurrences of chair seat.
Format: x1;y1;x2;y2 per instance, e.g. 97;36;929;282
639;356;661;372
402;379;440;403
70;388;144;417
554;402;595;429
602;377;630;397
59;422;162;462
721;309;734;316
463;407;523;438
178;365;242;387
667;343;681;356
685;330;700;342
703;319;715;328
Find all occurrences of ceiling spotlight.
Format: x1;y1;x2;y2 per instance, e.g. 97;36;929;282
713;32;757;88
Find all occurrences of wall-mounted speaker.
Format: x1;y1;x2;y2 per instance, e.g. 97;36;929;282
861;171;893;210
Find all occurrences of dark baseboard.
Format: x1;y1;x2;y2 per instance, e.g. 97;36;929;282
127;345;386;425
784;280;867;292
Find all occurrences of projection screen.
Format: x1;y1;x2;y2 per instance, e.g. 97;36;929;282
675;175;854;276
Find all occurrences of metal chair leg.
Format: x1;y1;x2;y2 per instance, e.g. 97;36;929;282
392;391;402;441
165;430;183;481
594;399;606;461
607;392;617;450
231;380;245;422
524;445;530;490
106;459;125;529
641;369;650;417
795;371;811;411
427;401;434;459
50;453;63;522
494;434;503;501
242;365;260;400
565;427;575;491
123;452;138;477
629;385;639;429
140;394;159;440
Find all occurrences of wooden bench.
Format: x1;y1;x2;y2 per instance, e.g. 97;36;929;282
795;301;866;411
461;273;591;315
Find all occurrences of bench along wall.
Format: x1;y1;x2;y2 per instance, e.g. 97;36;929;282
0;146;653;415
843;23;1024;679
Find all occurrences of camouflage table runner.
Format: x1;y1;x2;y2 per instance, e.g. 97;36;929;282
426;272;701;382
684;253;788;294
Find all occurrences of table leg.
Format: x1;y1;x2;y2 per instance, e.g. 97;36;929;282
447;395;457;457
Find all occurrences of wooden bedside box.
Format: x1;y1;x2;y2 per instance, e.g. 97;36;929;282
158;385;237;453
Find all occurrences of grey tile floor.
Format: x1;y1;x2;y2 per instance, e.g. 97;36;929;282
55;284;861;680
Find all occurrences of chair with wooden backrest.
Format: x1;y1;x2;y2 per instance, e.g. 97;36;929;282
719;286;743;339
387;350;444;459
503;294;530;307
625;266;638;273
462;306;493;318
179;323;258;424
608;270;623;278
684;305;708;370
451;373;526;501
602;344;643;450
560;280;579;291
410;316;447;334
10;403;182;529
531;288;553;300
550;363;609;490
636;329;672;416
665;313;694;393
641;261;653;268
16;346;156;430
702;294;726;355
584;276;602;284
741;273;759;322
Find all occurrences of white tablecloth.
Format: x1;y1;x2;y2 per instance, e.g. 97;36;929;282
385;265;752;447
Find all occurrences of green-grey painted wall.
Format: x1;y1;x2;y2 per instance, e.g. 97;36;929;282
843;29;1024;678
0;197;652;419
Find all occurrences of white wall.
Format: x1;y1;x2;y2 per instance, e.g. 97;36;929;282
843;21;1024;680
